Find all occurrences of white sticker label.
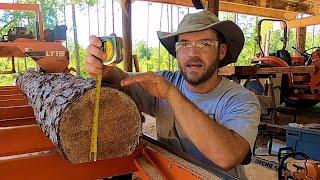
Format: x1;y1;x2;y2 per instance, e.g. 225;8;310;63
45;51;66;57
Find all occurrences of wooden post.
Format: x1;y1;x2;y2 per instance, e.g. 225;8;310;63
122;0;132;72
273;73;282;108
11;57;16;73
207;0;219;17
132;55;140;72
296;27;306;54
265;30;271;56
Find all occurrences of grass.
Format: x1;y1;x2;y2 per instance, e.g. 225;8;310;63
0;74;16;86
0;57;37;86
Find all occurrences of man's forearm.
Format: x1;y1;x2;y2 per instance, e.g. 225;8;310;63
102;66;128;85
167;86;249;169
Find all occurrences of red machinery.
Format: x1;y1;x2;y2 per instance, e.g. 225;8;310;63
0;3;69;73
247;19;319;107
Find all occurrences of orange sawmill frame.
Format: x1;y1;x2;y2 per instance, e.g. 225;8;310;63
0;3;44;40
0;3;69;73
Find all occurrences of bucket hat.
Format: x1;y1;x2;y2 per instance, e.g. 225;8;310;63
157;11;245;67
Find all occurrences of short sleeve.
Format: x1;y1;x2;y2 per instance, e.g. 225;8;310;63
220;92;261;149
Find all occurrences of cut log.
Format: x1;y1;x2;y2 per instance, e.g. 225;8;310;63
16;71;141;164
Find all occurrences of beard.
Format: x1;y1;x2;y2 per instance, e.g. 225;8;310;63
178;56;218;86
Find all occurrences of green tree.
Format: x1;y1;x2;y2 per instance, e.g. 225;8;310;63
269;30;284;53
69;0;99;76
0;57;37;86
134;40;152;60
236;15;259;65
67;40;88;77
305;28;320;52
133;39;174;72
287;29;297;55
0;0;64;38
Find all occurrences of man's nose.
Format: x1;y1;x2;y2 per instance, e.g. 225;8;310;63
187;46;201;57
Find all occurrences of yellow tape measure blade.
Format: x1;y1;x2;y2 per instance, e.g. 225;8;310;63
89;74;102;161
105;39;114;63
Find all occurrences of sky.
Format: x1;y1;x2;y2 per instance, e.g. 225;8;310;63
61;1;200;48
0;0;200;47
0;0;319;49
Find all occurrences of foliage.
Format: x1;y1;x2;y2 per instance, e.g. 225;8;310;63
0;9;36;38
288;29;297;54
67;40;88;77
71;0;99;10
0;57;37;86
1;2;320;86
134;40;152;60
306;28;320;51
133;41;178;72
0;0;65;39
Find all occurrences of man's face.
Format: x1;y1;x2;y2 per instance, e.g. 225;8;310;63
176;29;223;86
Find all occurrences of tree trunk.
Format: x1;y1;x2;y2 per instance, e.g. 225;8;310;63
72;3;81;76
16;71;141;164
104;0;107;36
64;0;68;48
88;4;91;36
97;2;100;36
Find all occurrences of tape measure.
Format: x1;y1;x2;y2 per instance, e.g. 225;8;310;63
89;73;102;161
100;36;123;65
89;35;123;162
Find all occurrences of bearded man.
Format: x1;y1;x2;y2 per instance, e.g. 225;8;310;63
85;11;260;179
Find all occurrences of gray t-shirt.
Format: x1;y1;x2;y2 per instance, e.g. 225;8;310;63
129;71;261;179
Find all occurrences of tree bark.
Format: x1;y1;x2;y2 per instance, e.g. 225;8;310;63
16;71;141;164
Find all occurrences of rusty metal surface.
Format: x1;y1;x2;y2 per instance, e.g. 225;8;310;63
0;94;25;100
0;150;139;179
0;125;54;156
0;99;28;107
0;105;34;120
0;117;35;127
142;134;238;179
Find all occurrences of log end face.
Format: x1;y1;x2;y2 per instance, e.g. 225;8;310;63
59;87;141;164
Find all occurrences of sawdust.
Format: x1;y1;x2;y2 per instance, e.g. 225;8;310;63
244;163;277;180
136;156;163;180
145;142;220;179
142;113;157;138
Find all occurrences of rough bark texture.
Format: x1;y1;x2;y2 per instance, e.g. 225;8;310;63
16;71;141;163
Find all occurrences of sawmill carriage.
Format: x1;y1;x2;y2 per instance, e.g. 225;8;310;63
0;3;69;73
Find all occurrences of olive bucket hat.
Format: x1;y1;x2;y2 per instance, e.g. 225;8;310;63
157;10;245;67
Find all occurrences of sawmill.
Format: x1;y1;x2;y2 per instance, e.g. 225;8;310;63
0;0;320;179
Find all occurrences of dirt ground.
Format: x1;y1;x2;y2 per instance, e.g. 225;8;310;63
141;104;320;180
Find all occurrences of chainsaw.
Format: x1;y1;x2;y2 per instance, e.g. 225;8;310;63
278;147;320;180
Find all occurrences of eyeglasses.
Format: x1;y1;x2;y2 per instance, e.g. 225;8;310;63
175;40;218;52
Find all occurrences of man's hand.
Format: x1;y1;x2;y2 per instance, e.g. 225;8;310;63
120;72;174;99
85;35;112;79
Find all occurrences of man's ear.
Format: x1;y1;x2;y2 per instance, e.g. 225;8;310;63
219;44;227;60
